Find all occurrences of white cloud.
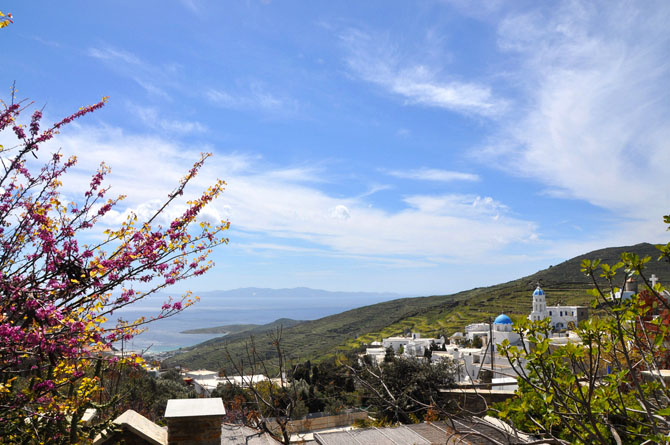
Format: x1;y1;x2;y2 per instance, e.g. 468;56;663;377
88;47;142;65
180;0;201;13
479;1;670;233
440;0;505;20
44;124;537;261
88;46;175;99
387;168;479;182
341;29;507;116
127;104;207;134
206;82;298;114
330;205;351;220
89;45;299;117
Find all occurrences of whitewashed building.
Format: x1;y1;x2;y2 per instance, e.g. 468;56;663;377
185;369;218;380
381;333;445;357
464;315;521;349
192;377;219;396
528;285;588;330
465;323;489;342
365;347;387;364
491;314;520;347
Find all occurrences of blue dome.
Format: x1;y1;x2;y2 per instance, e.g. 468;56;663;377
533;286;545;296
494;314;513;325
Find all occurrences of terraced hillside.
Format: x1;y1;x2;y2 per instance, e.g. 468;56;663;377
162;243;669;372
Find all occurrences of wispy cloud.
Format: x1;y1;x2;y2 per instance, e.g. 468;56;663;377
387;168;479;182
478;0;670;234
180;0;201;14
127;103;207;134
340;29;507;117
206;82;298;114
88;47;142;65
29;35;61;48
89;45;300;117
88;46;175;99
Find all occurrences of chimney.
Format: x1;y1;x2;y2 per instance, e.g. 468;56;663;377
164;398;226;445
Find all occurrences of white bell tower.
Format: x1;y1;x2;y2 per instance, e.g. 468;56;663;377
528;285;549;322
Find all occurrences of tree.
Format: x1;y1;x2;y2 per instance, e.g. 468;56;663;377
384;346;395;362
113;367;195;421
0;94;229;443
472;335;483;349
496;216;670;444
0;11;12;29
348;356;455;424
221;328;304;445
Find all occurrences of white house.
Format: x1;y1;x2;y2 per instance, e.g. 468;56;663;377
465;323;489;342
365;347;387;364
381;333;445;357
185;369;218;380
226;374;269;388
192;377;219;396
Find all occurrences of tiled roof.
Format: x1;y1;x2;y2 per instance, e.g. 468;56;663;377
315;426;430;444
315;420;533;445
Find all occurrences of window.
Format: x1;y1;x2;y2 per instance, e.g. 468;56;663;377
549;311;552;316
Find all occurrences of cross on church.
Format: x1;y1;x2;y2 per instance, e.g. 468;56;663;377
650;274;659;288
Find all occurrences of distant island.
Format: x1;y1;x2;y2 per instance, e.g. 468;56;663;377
181;318;304;335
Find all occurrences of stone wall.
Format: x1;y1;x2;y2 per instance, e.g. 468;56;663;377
438;388;516;416
167;415;223;445
267;411;369;434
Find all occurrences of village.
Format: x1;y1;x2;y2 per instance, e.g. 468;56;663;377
91;278;670;445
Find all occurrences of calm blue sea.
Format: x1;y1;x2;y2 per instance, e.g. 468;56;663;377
105;289;402;353
112;305;343;353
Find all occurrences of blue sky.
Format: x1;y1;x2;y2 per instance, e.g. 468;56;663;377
2;1;669;295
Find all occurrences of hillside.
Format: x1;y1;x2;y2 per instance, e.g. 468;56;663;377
162;243;669;371
180;318;304;335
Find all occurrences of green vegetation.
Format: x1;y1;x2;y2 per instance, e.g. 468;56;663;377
493;239;670;444
352;356;455;424
180;318;303;335
163;243;669;372
115;368;196;423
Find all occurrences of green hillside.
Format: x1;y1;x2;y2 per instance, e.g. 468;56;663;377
180;318;304;335
162;243;669;371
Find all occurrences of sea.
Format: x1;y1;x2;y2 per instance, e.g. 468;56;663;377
105;288;402;353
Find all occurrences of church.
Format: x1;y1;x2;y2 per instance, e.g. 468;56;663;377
463;285;590;350
528;285;588;330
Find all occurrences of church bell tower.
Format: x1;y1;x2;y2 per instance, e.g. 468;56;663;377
528;285;548;322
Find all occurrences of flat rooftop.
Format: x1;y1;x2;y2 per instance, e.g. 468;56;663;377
164;398;226;418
